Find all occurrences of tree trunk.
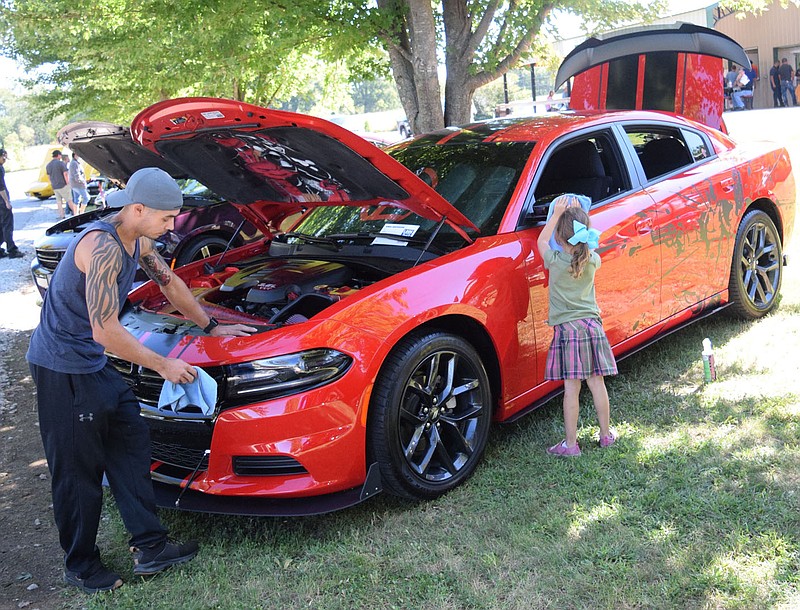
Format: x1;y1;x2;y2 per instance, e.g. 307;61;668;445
378;0;444;134
442;0;474;126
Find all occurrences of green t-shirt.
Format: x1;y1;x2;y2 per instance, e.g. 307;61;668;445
543;248;601;326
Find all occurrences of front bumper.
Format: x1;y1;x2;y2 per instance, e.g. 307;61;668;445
30;259;53;299
154;463;382;516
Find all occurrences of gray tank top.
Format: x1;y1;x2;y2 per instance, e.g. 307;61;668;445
27;220;140;374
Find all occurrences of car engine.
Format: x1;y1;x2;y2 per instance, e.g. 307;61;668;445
192;258;365;326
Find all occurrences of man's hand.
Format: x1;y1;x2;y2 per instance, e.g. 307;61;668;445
209;324;258;337
157;358;198;385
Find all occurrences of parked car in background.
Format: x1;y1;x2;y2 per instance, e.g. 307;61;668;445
30;124;262;298
397;118;412;138
24;145;100;200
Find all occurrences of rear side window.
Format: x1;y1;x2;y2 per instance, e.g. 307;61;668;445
682;130;711;161
625;126;695;181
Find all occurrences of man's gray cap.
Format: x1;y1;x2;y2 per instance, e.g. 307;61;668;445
106;167;183;210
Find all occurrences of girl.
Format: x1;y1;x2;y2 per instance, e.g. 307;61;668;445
537;195;617;456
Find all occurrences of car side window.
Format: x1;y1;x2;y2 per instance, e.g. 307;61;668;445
681;129;711;162
625;126;694;181
532;131;628;214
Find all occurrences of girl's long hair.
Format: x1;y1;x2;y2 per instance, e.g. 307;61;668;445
555;207;592;278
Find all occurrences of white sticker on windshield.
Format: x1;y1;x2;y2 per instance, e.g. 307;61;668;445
371;223;420;246
200;111;225;119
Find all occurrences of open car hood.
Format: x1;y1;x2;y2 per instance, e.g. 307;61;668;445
555;23;750;89
56;121;187;184
130;98;478;236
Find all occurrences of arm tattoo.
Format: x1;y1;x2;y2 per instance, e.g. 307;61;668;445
140;241;173;287
86;233;124;329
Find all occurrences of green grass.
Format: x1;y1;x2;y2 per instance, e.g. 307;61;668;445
64;251;800;610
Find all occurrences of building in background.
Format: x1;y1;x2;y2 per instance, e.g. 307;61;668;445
714;0;800;109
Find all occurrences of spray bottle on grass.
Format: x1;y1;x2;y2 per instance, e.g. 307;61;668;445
702;338;717;382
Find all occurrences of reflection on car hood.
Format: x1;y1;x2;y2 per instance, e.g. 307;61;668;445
56;121;188;184
130;98;478;236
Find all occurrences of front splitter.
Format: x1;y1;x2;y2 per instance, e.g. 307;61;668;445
152;463;382;517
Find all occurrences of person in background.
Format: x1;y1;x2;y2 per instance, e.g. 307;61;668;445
795;67;800;106
769;60;785;108
68;152;90;215
732;67;754;110
745;60;759;107
45;150;71;218
546;90;555;111
26;167;258;594
0;148;23;258
779;57;797;107
537;195;617;457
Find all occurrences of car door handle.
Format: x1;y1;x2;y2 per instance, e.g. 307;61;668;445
635;218;653;234
721;178;735;193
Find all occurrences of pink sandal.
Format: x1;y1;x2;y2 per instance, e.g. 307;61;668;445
546;440;581;456
599;433;616;448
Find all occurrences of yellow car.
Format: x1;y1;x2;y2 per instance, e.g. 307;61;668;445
25;145;100;200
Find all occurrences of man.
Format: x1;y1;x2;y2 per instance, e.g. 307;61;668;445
770;60;785;108
732;67;754;111
45;150;71;218
26;167;257;594
779;57;797;107
0;148;23;258
68;152;90;215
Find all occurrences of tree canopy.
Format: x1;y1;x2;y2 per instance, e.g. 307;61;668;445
10;0;762;134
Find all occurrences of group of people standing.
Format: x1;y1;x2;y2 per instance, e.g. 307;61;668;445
45;149;91;219
769;57;799;108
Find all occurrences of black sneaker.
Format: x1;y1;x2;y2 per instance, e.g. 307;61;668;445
0;249;6;258
64;566;123;594
7;249;23;259
131;538;199;576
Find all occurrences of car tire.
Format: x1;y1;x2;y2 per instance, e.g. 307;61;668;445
367;331;492;500
174;234;233;267
36;195;51;200
727;209;783;319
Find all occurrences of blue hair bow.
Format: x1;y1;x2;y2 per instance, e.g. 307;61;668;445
567;220;600;250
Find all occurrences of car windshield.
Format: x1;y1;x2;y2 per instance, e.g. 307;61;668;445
290;140;534;248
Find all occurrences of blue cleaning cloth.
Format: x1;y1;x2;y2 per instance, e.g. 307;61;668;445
546;193;592;252
158;367;218;417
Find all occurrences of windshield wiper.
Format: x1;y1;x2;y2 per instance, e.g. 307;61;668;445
279;231;342;251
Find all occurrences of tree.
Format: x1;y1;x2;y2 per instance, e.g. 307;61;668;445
0;0;347;123
357;0;666;134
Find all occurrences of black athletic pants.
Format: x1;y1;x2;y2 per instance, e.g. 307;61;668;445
30;362;167;577
0;201;16;252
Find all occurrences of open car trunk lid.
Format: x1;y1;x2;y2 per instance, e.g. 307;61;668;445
556;23;751;131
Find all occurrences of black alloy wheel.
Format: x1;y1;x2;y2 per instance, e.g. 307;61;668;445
368;331;492;500
728;209;783;319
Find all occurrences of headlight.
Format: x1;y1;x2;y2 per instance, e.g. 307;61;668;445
226;349;352;400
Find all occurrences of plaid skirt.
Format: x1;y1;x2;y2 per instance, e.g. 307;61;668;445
545;317;618;380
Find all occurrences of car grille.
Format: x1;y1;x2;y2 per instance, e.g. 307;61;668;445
106;355;225;409
35;248;63;271
152;440;210;470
